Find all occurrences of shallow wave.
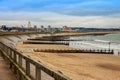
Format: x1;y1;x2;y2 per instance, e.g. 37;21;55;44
69;41;120;51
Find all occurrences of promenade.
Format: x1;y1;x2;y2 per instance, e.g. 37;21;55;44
0;56;17;80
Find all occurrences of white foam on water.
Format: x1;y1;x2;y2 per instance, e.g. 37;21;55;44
69;33;120;56
94;39;110;43
69;40;120;56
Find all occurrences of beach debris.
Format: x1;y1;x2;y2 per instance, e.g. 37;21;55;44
21;49;34;53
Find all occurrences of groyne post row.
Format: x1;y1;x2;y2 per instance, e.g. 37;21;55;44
0;42;71;80
23;41;69;45
33;49;114;54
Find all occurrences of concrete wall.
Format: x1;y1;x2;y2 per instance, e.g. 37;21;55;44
0;34;50;49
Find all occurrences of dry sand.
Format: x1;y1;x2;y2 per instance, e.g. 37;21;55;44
16;44;73;50
16;44;120;80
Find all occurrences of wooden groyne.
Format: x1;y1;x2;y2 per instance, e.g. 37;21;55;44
33;49;114;54
23;41;69;45
0;42;71;80
28;35;69;41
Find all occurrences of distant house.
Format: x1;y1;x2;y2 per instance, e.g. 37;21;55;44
62;26;71;31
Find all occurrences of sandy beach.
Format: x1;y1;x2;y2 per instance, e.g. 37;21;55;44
16;43;120;80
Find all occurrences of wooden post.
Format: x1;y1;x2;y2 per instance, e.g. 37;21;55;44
9;49;12;58
9;62;12;69
26;60;30;77
18;72;22;80
13;52;17;74
8;48;10;55
19;55;22;67
36;66;41;80
14;52;17;63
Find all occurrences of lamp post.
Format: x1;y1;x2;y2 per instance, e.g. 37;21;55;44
108;42;111;51
51;28;55;41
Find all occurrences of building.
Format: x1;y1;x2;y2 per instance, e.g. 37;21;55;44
47;25;52;32
62;26;71;31
28;21;31;28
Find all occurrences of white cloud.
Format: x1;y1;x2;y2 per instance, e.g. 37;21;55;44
0;11;120;28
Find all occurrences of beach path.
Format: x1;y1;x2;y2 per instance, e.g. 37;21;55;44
0;56;17;80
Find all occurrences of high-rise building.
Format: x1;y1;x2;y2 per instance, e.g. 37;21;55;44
28;21;31;28
40;25;45;32
47;25;52;32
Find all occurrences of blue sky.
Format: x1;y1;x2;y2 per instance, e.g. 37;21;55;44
0;0;120;28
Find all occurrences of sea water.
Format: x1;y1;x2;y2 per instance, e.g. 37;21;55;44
69;33;120;55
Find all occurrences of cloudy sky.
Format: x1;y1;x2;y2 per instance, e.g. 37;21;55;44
0;0;120;28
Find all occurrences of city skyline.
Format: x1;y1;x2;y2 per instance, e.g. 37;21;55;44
0;0;120;28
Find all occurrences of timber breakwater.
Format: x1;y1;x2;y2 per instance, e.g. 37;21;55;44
25;35;114;54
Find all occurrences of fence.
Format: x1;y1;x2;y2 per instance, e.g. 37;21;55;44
0;42;71;80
